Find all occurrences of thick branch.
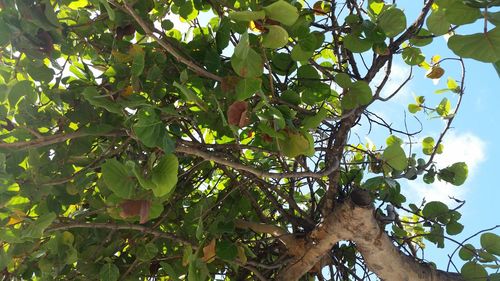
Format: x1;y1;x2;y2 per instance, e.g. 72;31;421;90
278;201;463;281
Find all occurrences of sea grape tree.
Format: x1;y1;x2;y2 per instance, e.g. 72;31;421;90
0;0;499;280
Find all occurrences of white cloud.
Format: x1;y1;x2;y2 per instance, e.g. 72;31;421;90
406;132;486;204
371;62;413;103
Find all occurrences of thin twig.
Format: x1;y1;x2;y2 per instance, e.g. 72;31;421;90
111;1;222;82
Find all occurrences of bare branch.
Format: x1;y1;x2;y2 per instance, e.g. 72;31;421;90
176;144;339;179
47;222;194;247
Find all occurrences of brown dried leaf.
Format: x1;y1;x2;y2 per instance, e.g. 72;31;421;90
202;239;216;263
227;101;250;128
119;199;151;224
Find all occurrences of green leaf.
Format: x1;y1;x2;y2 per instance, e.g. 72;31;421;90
9;80;36;106
378;8;407;38
480;232;500;255
439;0;482;25
494;60;500;77
150;154;178;198
491;273;500;281
461;262;488;281
23;212;56;238
235;77;261;100
448;28;500;63
131;47;145;77
427;10;451;35
102;159;136;199
99;263;119;281
82;87;122;114
297;65;320;86
409;28;433;46
231;33;264;78
132;108;175;153
459;244;476;260
438;162;468;186
402;47;425;65
436;98;451;116
422;137;435;155
263;0;299;26
343;34;372;53
173;81;208;111
422;201;449;219
262;25;289;49
291;44;314;61
0;18;11;46
446;221;464;235
386;135;403;146
383;144;407;170
277;131;313;158
98;0;115;21
341;80;372;110
216;240;238;260
487;11;500;26
302;108;328;130
408;104;421;113
228;10;266;22
281;90;301;105
27;63;55;83
136;243;158;261
334;73;352;88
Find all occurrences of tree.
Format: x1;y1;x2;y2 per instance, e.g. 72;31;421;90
0;0;499;280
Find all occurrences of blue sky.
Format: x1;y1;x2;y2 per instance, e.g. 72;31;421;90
164;1;500;273
365;1;500;271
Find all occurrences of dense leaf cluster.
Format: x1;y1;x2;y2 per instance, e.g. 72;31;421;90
0;0;499;280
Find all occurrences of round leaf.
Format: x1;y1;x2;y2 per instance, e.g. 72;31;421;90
402;47;425;66
343;34;372;53
459;244;476;261
461;262;488;281
262;25;289;49
102;159;136;199
216;240;238;261
480;232;500;255
378;8;407;38
263;0;299;26
448;28;500;63
422;201;449;219
99;263;119;281
382;144;407;171
151;154;179;198
427;10;451;35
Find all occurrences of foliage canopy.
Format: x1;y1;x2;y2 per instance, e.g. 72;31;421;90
0;0;499;280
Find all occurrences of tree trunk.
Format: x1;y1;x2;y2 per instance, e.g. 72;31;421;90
277;200;463;281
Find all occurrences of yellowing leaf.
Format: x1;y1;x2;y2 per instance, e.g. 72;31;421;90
237;244;247;264
6;216;23;226
278;130;313;158
120;86;134;97
111;50;132;63
68;0;89;9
